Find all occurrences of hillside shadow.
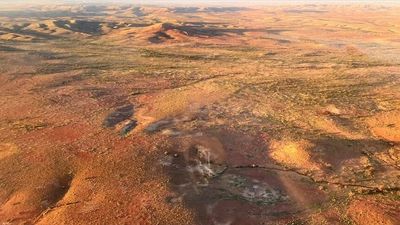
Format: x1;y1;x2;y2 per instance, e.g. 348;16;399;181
160;130;329;224
309;136;392;171
53;20;103;35
170;7;248;14
160;128;395;223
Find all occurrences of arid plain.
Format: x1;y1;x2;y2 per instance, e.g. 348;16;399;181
0;3;399;225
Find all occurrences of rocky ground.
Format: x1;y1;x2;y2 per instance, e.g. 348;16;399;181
0;3;399;225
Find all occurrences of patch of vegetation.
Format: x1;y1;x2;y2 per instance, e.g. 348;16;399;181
0;45;24;52
139;48;220;61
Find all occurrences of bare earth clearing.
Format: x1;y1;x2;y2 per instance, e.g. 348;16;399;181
0;3;399;225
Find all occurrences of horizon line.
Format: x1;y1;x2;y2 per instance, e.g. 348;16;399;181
1;0;400;7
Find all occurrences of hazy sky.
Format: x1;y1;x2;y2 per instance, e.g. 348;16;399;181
1;0;399;6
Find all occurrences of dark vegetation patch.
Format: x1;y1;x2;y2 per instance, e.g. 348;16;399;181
80;87;111;98
0;45;23;52
27;51;69;60
262;37;291;44
11;121;49;132
140;49;219;61
244;77;386;110
45;74;84;89
182;22;225;27
36;62;112;74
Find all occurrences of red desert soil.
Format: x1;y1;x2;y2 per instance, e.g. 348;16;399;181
366;110;400;143
347;197;400;225
0;3;399;225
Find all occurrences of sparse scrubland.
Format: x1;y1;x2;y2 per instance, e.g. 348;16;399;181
0;3;399;225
